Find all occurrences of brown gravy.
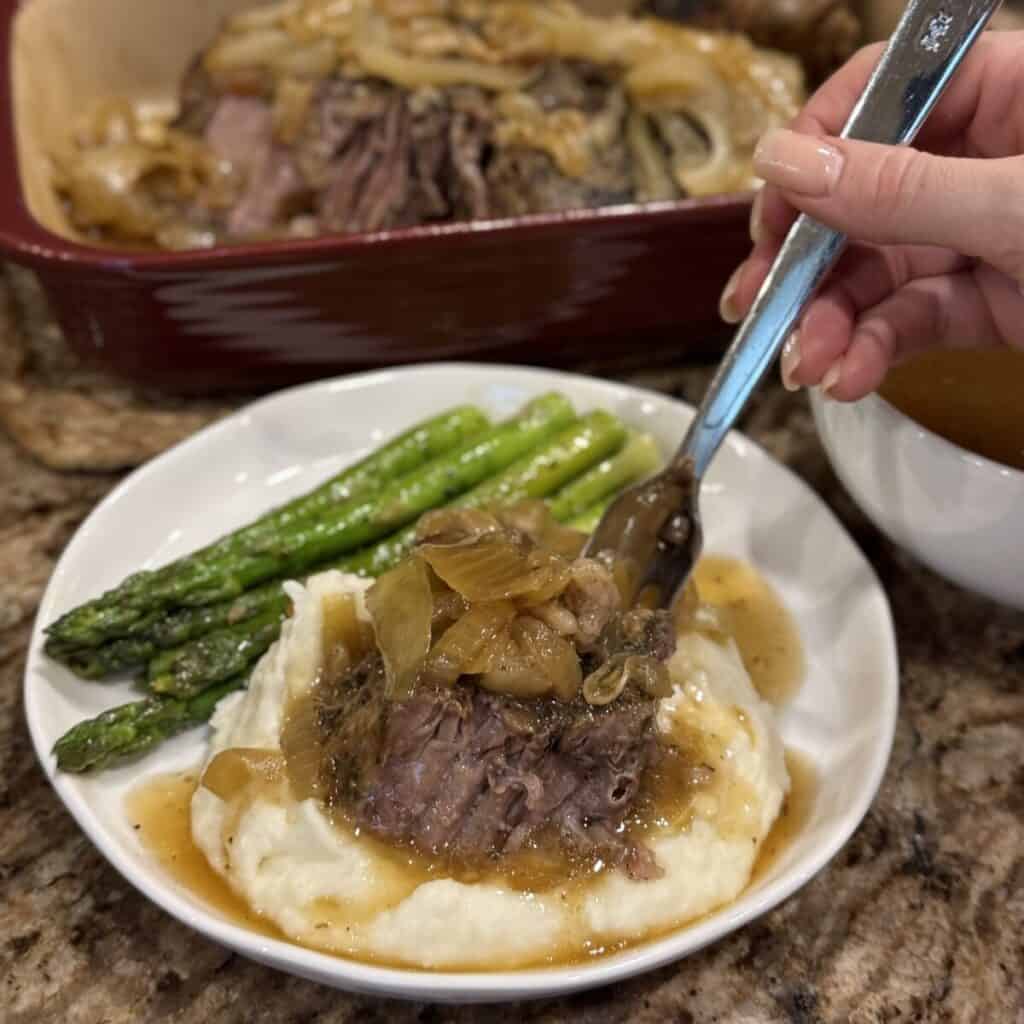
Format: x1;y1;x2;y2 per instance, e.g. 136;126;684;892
879;348;1024;471
125;558;812;970
126;750;816;969
124;771;281;940
750;749;817;886
693;555;804;705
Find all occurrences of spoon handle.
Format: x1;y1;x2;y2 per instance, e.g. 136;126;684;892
677;0;1002;480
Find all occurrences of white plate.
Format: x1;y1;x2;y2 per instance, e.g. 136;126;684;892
25;364;898;1003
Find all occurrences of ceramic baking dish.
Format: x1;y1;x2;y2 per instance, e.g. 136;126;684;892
0;0;749;393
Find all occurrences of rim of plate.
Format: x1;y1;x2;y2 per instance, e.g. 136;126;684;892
24;362;899;1001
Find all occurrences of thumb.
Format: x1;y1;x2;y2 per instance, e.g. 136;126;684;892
753;129;1024;282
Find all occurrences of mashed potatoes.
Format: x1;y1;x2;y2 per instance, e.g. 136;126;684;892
191;569;789;969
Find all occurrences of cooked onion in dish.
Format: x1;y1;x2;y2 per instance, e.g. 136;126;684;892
344;500;681;707
56;0;805;248
364;503;594;703
184;496;799;969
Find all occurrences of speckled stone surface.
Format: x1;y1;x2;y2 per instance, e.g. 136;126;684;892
1;268;1022;1024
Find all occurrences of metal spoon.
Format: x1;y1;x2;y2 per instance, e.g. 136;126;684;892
584;0;1002;607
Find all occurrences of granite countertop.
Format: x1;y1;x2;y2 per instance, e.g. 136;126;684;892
1;267;1022;1024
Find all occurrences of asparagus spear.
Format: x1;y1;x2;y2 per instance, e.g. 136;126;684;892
567;496;613;533
160;393;574;604
340;409;627;577
52;487;630;773
45;406;489;654
142;411;627;698
147;608;285;697
58;586;291;679
52;674;246;773
58;418;650;681
45;394;574;650
548;433;660;523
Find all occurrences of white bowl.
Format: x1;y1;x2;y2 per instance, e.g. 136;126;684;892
26;365;898;1001
811;388;1024;610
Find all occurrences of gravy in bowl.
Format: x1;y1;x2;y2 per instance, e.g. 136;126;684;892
879;349;1024;471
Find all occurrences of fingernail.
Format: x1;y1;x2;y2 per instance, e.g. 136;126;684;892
719;264;744;324
780;332;801;391
820;361;842;397
754;129;844;198
749;188;764;245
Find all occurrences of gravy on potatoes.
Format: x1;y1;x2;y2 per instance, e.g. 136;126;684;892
127;748;817;968
127;556;808;970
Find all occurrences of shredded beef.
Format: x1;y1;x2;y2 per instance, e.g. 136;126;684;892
175;59;647;241
447;107;492;221
405;92;452;222
319;653;663;880
205;95;275;174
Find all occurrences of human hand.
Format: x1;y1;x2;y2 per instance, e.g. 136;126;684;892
718;31;1024;400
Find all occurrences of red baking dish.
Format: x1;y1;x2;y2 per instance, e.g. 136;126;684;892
0;0;750;393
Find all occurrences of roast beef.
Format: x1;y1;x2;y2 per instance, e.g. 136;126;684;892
171;58;645;242
318;652;663;879
203;95;308;236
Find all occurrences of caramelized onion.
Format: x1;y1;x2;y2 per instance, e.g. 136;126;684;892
494;92;592;178
478;616;582;702
430;588;470;632
280;693;324;800
419;533;570;603
493;500;587;559
564;558;621;646
354;40;531;91
59;130;233;240
76;98;139;148
60;144;186;237
366;557;434;699
205;27;296;73
63;0;804;250
627;110;678;202
201;747;286;801
321;590;372;681
583;653;672;705
425;600;517;686
416;506;501;545
582;655;629;705
272;77;316;143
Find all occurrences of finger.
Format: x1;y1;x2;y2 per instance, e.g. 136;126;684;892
749;185;796;248
823;271;1005;401
738;33;1007;314
752;132;1024;281
723;240;965;344
787;246;970;388
747;33;998;248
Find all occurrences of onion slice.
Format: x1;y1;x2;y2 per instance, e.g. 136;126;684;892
425;600;518;687
419;533;570;603
366;556;434;699
201;747;286;801
583;653;672;705
477;616;582;702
